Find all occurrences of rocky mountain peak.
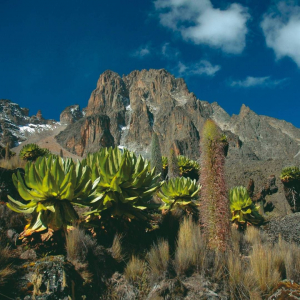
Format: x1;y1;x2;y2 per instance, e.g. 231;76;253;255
53;68;300;161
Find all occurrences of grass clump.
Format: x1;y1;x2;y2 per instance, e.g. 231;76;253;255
175;216;205;276
0;246;15;287
0;156;26;169
147;239;169;280
124;256;145;283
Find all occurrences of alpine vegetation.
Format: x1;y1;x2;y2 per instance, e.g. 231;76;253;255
199;119;231;251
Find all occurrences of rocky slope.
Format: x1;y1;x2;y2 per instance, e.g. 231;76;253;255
0;99;59;147
56;69;300;162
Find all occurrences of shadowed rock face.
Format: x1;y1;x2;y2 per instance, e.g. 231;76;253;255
55;69;300;161
56;114;114;156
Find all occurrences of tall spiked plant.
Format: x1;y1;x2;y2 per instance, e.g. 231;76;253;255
168;148;180;179
7;155;99;237
158;177;200;212
199;119;231;251
82;147;162;220
151;132;163;179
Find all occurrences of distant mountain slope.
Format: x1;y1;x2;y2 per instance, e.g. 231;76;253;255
55;69;300;161
0;99;59;147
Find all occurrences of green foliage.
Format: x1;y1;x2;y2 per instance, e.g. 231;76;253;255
230;186;264;227
161;155;199;181
177;155;200;181
158;177;200;212
200;119;231;251
82;147;162;220
151;132;163;178
19;143;50;161
7;155;98;236
280;166;300;183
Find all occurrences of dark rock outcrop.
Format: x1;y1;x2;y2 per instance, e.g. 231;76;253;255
262;212;300;245
14;255;84;299
56;114;114;156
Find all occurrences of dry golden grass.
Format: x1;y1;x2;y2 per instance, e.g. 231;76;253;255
147;239;169;279
244;226;267;245
65;226;87;262
0;156;26;169
124;256;145;283
175;216;206;275
111;234;124;263
272;236;300;283
249;242;281;295
0;246;15;287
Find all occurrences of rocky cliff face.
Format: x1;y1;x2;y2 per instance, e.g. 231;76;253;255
60;105;84;125
0;99;58;147
55;69;300;160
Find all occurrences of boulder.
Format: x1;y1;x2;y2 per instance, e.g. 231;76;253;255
14;255;84;299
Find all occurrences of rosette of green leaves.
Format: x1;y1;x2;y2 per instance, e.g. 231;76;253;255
160;155;200;181
7;155;99;236
19;143;50;161
280;166;300;183
82;147;162;220
177;155;200;181
158;177;200;211
229;186;264;227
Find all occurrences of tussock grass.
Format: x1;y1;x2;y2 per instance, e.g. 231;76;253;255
249;242;281;294
175;216;206;275
124;256;145;282
65;226;94;283
0;156;26;169
111;234;124;263
244;226;267;246
147;239;169;280
0;246;15;287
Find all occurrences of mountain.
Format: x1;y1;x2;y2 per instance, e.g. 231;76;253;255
0;99;59;147
55;69;300;161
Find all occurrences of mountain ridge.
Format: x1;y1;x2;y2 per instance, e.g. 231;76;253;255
55;69;300;161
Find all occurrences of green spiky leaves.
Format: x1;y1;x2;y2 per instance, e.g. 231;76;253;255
161;155;200;181
229;186;264;227
280;166;300;183
19;143;50;161
158;177;200;211
7;155;99;236
82;147;162;220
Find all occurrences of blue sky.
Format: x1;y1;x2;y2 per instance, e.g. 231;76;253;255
0;0;300;127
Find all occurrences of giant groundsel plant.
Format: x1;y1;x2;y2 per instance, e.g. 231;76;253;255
82;147;162;220
158;177;200;212
7;155;99;236
229;186;264;228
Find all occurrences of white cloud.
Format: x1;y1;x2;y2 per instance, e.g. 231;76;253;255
177;60;221;77
261;2;300;67
230;76;287;88
161;42;180;59
154;0;250;54
132;45;151;58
